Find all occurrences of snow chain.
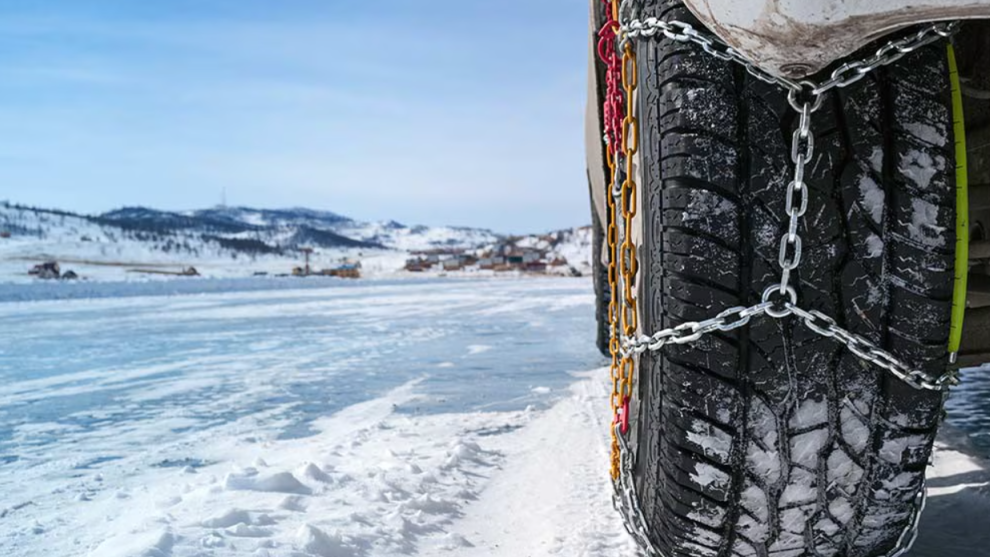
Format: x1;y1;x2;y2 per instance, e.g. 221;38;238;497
598;1;962;554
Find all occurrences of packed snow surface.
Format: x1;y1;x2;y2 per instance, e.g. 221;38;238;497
0;277;987;556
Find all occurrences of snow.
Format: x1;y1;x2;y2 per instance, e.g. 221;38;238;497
0;278;987;557
858;173;885;224
865;234;884;258
905;122;948;146
0;203;593;283
0;367;637;557
898;149;944;192
687;421;732;461
906;197;948;248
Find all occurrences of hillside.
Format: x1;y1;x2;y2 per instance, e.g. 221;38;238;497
0;202;591;283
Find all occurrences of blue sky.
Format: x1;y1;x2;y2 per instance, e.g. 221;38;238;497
0;0;590;233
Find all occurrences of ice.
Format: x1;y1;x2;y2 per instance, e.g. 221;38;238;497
0;279;986;556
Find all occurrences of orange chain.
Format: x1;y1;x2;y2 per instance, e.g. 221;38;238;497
599;0;639;480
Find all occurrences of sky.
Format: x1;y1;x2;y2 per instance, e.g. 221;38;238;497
0;0;591;234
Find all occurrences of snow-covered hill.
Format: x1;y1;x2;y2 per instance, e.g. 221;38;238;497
0;202;591;283
96;205;501;252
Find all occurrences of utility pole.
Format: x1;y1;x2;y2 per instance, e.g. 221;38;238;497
301;247;314;275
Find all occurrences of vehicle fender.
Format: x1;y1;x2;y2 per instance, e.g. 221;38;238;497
683;0;990;77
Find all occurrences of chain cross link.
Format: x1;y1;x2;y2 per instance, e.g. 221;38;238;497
615;18;962;394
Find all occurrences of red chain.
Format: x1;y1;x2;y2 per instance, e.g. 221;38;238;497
597;0;624;162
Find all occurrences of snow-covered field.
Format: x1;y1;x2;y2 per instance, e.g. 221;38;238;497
0;278;987;557
0;203;593;284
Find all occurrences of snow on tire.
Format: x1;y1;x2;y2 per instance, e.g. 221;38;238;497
632;1;957;555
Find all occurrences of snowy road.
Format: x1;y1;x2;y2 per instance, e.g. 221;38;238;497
0;277;987;557
0;278;606;556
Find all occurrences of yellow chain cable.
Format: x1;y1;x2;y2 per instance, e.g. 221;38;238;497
607;11;641;480
620;39;640;440
607;156;622;480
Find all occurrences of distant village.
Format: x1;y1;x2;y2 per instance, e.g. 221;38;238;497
403;235;578;275
3;225;588;281
289;247;361;278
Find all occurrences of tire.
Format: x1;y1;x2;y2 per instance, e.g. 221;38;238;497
592;173;611;358
632;2;958;556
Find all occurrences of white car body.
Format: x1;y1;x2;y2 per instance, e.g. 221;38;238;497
683;0;990;77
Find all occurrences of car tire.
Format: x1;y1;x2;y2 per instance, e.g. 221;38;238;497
631;1;959;555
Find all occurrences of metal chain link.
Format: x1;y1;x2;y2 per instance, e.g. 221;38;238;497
612;423;659;556
615;17;962;393
787;304;961;391
603;6;962;557
621;15;959;96
619;86;960;392
812;21;960;95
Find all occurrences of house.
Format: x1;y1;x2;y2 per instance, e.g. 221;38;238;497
405;259;430;272
506;249;543;266
326;264;361;279
479;256;506;270
29;261;60;279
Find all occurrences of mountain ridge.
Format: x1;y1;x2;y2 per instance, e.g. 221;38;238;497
0;201;592;282
4;201;509;252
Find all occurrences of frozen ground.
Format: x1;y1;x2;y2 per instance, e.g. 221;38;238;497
0;278;987;557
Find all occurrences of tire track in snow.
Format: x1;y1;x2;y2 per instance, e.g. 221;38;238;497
437;370;641;556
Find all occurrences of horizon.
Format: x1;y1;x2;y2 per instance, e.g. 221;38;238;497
0;0;588;235
1;197;590;236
